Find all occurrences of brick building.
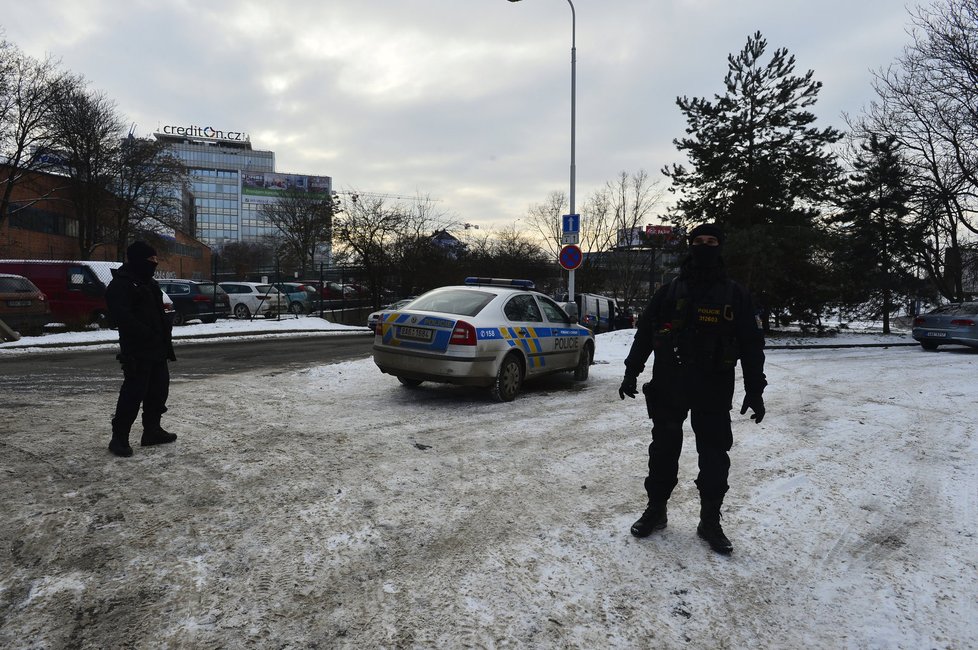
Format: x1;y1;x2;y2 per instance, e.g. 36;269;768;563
0;165;213;279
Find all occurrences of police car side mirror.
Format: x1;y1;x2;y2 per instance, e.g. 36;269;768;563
561;302;579;324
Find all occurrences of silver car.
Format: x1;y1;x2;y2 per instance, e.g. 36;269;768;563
372;278;595;401
912;302;978;350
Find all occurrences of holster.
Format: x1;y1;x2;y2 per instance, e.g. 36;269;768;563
642;381;654;419
116;353;137;374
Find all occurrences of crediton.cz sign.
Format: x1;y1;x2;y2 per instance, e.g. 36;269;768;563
161;124;249;142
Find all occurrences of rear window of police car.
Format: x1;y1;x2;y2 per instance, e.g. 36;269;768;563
408;289;495;317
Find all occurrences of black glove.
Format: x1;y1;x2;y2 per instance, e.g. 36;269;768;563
740;393;765;424
619;375;638;400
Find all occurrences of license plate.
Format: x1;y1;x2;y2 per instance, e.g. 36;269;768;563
927;331;947;337
398;326;433;341
6;300;30;307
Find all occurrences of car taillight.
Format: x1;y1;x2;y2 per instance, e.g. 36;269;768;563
951;319;975;326
192;294;212;303
913;317;925;325
451;320;477;346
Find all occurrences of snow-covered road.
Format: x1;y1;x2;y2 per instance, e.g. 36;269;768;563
1;327;975;648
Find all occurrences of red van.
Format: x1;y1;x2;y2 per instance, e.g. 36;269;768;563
0;260;121;326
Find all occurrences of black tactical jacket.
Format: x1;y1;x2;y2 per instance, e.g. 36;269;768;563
624;268;765;410
106;265;176;362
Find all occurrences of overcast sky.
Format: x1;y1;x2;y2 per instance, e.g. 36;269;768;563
3;0;914;230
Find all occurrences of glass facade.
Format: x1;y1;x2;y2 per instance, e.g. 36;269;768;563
156;133;329;247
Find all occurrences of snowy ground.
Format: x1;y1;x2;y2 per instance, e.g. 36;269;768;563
1;318;976;648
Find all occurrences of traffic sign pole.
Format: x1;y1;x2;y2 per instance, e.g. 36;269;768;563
561;214;581;300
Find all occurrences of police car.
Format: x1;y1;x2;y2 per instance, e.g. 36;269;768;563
372;278;595;401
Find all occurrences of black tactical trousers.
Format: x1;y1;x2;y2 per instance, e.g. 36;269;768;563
644;398;733;502
112;357;170;436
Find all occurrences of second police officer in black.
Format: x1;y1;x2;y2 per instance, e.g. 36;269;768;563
618;224;766;554
106;241;178;458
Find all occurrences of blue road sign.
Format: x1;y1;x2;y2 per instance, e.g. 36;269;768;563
562;214;580;234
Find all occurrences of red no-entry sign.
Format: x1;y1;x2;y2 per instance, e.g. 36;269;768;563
559;244;583;271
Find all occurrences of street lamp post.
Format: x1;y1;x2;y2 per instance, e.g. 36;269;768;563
509;0;577;300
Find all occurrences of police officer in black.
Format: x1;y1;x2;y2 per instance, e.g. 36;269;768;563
106;241;177;457
618;224;766;554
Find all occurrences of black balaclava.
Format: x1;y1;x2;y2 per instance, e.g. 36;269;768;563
126;241;158;280
687;223;724;270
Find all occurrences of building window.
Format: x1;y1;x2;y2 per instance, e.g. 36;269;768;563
7;203;78;237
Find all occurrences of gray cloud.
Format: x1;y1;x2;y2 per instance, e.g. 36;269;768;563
4;0;912;227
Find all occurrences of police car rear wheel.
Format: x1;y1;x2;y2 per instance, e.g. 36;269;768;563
491;354;523;402
397;377;423;388
573;343;593;381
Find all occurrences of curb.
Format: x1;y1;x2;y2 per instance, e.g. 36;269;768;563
0;328;373;350
766;341;918;350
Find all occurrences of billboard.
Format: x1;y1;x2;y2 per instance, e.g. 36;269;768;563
241;173;332;205
617;227;645;248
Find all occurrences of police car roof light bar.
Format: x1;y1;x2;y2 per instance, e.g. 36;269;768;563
464;277;535;289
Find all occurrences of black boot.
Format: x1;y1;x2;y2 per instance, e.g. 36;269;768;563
697;497;733;554
141;426;177;446
630;500;668;537
109;433;133;457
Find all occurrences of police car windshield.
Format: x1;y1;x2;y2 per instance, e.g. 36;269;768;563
408;289;495;317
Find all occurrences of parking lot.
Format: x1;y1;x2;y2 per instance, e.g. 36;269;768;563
1;330;975;648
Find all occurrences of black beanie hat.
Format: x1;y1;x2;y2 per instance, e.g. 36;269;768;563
127;241;157;262
687;223;724;245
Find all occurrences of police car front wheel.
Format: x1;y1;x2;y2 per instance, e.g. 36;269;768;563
573;343;593;381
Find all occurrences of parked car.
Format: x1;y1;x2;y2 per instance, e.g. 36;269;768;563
302;280;350;301
273;282;322;315
561;292;619;333
0;273;50;336
156;279;231;326
614;306;638;329
339;282;368;298
373;277;594;402
912;302;978;350
160;289;175;325
367;297;416;333
219;282;288;319
0;259;121;326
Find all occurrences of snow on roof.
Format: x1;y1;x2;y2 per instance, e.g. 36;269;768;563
0;259;122;286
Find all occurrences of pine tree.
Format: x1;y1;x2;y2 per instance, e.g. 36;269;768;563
663;31;843;327
830;134;923;333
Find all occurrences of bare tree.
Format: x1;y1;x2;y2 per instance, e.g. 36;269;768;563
0;40;76;229
332;194;408;305
390;194;460;296
591;170;662;302
523;190;566;258
108;135;190;260
215;240;277;279
520;170;663;298
458;223;556;290
258;189;338;275
859;0;978;301
46;82;125;258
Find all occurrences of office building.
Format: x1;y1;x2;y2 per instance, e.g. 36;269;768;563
154;124;332;248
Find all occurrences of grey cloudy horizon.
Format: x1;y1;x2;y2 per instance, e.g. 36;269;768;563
4;0;913;230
